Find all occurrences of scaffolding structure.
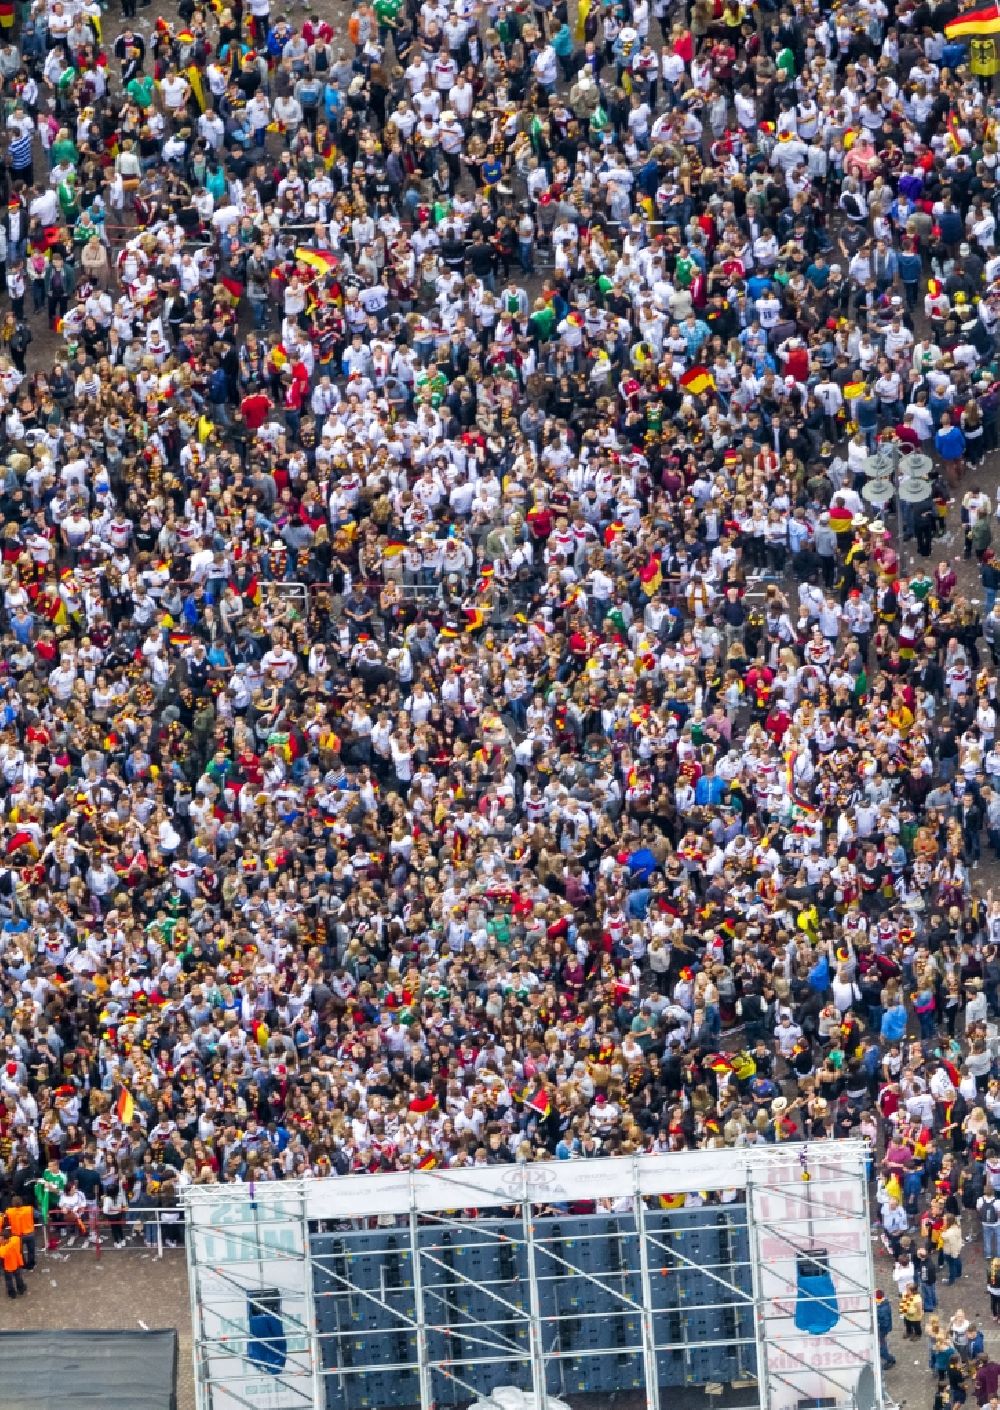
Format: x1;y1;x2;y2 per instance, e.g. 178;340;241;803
184;1142;882;1410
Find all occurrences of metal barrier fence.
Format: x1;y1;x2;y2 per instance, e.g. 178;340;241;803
32;1203;450;1261
32;1203;188;1261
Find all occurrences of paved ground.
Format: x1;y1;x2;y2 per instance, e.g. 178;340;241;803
879;1228;992;1410
3;1245;195;1409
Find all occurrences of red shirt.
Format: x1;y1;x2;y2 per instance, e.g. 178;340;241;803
241;392;273;431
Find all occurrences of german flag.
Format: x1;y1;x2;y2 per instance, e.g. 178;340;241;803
463;608;486;634
116;1085;135;1126
6;829;37;858
43;593;67;627
679;365;715;396
169;630;192;648
947;111;965;153
417;1152;438;1170
639;552;662;597
843;379;866;401
658;1193;686;1210
382;540;406;558
527;1087;552;1118
946;3;1000;38
294;247;338;275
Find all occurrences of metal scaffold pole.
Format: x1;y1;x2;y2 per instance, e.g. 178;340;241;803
522;1171;549;1410
633;1162;663;1410
410;1177;435;1410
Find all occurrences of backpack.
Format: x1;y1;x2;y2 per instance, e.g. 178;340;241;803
984;1197;1000;1224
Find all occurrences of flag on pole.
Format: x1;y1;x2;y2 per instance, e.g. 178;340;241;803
116;1086;135;1126
947;111;966;152
679;365;715;396
945;2;1000;36
294;247;338;275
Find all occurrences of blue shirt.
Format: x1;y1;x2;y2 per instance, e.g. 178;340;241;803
936;424;966;460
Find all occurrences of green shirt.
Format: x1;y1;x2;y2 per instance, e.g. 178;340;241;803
127;75;154;109
36;1168;66;1221
416;369;447;406
51;138;78;168
529;304;556;340
374;0;401;24
487;915;511;946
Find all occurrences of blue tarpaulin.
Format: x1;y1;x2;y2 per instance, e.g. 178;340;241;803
794;1268;840;1335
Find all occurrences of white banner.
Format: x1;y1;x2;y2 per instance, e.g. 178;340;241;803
182;1142;868;1223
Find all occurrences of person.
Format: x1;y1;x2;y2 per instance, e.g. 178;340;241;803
936;416;967;488
917;1245;939;1314
980;1187;1000;1261
900;1282;924;1340
892;1249;916;1300
0;1228;25;1298
975;1351;1000;1403
876;1288;896;1369
101;1181;128;1249
33;1161;67;1250
943;1216;965;1285
55;1179;89;1248
951;1351;971;1408
5;1197;35;1272
952;1310;973;1361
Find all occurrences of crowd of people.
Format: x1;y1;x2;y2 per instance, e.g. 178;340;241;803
0;0;1000;1393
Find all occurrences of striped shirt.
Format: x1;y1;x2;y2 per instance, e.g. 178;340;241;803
8;131;31;169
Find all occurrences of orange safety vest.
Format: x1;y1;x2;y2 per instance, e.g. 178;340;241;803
7;1206;33;1237
0;1234;23;1272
